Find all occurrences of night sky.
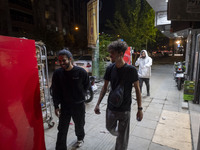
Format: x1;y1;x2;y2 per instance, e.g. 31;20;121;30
99;0;115;33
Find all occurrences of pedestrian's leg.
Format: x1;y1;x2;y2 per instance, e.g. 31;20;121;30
72;103;85;141
144;78;150;95
106;109;118;136
139;78;143;93
115;111;130;150
56;113;71;150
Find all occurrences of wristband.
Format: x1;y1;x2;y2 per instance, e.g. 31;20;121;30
138;107;143;110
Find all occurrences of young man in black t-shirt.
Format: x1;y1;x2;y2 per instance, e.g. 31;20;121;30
51;49;89;150
94;40;143;150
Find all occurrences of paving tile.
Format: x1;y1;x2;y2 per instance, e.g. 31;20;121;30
128;136;151;150
131;125;155;140
141;101;151;107
151;98;166;104
45;140;56;150
163;104;179;112
153;110;192;150
164;100;179;107
45;135;55;146
148;103;164;109
143;112;161;121
149;142;176;150
136;118;158;130
142;97;152;102
158;110;190;129
44;125;58;138
145;107;163;116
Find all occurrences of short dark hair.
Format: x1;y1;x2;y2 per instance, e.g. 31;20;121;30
107;40;128;54
58;49;73;59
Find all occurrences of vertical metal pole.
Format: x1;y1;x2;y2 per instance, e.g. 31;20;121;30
92;0;99;78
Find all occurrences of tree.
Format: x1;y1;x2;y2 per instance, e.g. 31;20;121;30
106;0;157;51
99;34;112;77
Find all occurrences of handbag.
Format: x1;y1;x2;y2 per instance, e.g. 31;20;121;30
108;65;125;108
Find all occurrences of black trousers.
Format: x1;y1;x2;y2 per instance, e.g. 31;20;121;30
56;103;85;150
139;78;150;94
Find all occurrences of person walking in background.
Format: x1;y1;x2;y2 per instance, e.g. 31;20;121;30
94;40;143;150
135;50;152;96
51;49;90;150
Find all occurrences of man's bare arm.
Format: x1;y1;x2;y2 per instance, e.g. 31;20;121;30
133;80;142;107
133;80;143;121
96;80;109;106
94;80;109;114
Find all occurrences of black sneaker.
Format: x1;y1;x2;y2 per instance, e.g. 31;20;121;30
147;93;150;96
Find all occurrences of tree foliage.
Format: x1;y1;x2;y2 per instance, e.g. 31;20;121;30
99;34;112;77
106;0;157;50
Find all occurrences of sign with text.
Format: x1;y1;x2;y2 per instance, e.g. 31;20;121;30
87;0;97;47
156;11;171;26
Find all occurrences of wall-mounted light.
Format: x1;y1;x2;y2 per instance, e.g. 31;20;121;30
176;40;180;44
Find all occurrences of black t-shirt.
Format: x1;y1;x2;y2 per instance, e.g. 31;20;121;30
104;63;138;112
51;66;89;110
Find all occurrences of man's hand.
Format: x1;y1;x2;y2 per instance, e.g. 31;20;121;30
136;110;143;121
55;108;60;117
94;105;101;114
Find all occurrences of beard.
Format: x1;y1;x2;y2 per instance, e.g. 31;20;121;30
61;62;70;69
142;56;146;59
65;63;70;69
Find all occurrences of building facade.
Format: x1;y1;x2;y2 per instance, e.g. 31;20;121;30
0;0;88;51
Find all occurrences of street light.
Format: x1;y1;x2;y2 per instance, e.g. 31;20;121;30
75;26;79;31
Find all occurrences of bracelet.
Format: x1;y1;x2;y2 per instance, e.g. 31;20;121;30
138;107;143;110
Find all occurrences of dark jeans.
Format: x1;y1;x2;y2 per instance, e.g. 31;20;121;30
56;103;85;150
139;78;150;94
106;109;130;150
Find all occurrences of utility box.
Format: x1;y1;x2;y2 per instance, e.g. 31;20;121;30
183;81;195;101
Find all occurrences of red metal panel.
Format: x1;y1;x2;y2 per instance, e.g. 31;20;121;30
0;36;46;150
123;47;131;65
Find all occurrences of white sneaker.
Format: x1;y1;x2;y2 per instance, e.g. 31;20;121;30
76;140;84;148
